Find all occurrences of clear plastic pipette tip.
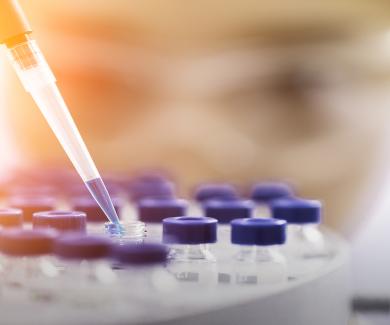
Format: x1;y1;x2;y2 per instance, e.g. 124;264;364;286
85;177;121;225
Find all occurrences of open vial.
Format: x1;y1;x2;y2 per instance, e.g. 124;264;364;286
163;216;218;286
250;182;293;218
138;198;188;242
53;233;116;307
105;221;146;244
0;228;59;302
219;218;287;286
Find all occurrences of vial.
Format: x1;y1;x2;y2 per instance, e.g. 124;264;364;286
163;216;218;286
0;208;23;229
203;200;253;240
219;218;287;286
53;233;116;307
0;228;59;302
271;198;330;278
203;200;253;261
250;182;293;217
33;210;87;233
126;175;175;202
113;243;177;306
70;196;123;234
8;195;57;222
138;198;188;242
105;221;146;244
194;183;239;203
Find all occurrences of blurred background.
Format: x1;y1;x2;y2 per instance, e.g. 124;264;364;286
2;2;390;322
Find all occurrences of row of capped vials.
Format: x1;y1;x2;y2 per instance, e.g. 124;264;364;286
0;179;333;308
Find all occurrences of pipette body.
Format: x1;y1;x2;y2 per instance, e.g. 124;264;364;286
0;1;120;225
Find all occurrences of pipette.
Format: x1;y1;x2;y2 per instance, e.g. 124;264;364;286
0;0;121;227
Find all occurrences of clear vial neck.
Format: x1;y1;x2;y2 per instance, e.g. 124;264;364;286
169;244;216;262
105;221;146;244
235;245;281;263
288;224;323;245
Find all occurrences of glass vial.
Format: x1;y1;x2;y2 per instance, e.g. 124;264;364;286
53;233;116;307
219;218;287;286
163;216;218;286
0;228;59;302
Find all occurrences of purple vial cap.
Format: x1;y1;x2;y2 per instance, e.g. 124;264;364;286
163;216;217;244
0;228;57;256
128;181;175;202
138;198;188;223
113;243;168;265
0;208;23;227
194;183;238;202
250;182;293;202
8;195;57;222
33;210;87;233
54;234;113;260
203;200;254;224
231;218;287;246
71;197;123;222
271;198;321;224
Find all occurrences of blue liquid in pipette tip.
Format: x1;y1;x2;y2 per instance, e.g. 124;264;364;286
85;177;121;227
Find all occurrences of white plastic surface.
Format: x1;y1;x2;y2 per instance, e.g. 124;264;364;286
0;227;349;325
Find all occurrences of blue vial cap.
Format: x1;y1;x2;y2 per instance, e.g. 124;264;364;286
271;198;321;224
138;198;188;223
71;197;123;222
54;234;112;260
0;228;57;256
113;243;168;265
127;179;175;202
8;195;57;222
203;200;254;224
194;184;238;202
0;208;23;227
163;216;217;244
33;210;87;233
231;218;286;246
250;182;293;202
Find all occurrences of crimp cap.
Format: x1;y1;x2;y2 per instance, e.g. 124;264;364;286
163;216;217;244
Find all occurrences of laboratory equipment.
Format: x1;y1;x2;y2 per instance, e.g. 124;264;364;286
250;182;294;217
194;183;239;202
203;200;254;259
0;175;349;325
219;218;287;285
71;196;123;234
8;195;57;222
113;243;177;305
138;198;188;241
0;208;23;228
163;216;218;285
105;221;146;244
126;175;175;202
271;198;330;278
33;210;87;233
0;228;59;302
53;233;116;307
0;0;120;226
203;199;253;228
